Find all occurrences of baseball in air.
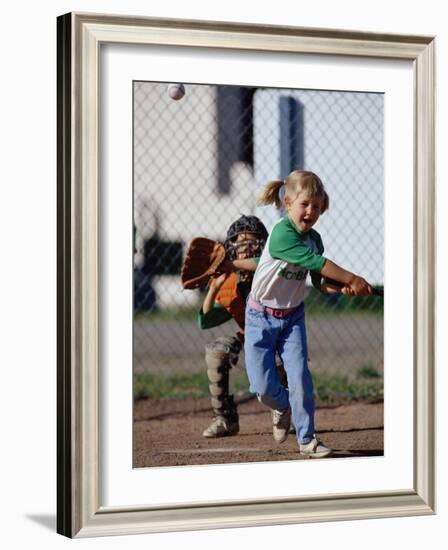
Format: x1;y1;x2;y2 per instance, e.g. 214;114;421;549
167;83;185;101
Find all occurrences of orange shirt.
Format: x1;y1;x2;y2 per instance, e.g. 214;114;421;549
215;273;246;337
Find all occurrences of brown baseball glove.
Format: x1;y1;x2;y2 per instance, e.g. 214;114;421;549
181;237;227;289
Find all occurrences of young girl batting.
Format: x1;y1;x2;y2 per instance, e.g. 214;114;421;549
245;170;373;458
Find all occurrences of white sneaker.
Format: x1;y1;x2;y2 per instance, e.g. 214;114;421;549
202;417;239;438
299;436;333;458
271;407;291;443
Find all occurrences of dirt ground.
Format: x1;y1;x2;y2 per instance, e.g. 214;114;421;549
133;397;383;468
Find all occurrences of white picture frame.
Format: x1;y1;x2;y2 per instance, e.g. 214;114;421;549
57;12;435;537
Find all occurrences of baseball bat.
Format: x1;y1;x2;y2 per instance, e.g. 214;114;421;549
324;278;384;297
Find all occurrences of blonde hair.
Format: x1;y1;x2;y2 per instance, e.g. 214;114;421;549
257;170;329;213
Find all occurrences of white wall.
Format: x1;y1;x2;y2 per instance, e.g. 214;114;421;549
134;82;255;244
1;1;445;549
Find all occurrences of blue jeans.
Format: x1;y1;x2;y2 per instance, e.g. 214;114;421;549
244;303;315;444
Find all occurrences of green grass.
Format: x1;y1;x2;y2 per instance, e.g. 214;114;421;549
133;286;383;324
356;363;381;379
304;288;384;316
134;370;250;400
134;368;383;403
134;305;199;323
313;374;383;403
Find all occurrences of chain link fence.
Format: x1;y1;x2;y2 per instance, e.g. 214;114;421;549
133;81;383;396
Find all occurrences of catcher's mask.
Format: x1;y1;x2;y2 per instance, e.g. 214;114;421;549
224;215;268;261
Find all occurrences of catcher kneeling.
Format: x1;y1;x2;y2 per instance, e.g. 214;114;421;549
196;215;289;438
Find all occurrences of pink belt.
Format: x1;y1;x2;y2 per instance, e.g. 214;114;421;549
247;297;298;319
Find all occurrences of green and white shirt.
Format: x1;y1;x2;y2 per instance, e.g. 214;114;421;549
250;215;326;309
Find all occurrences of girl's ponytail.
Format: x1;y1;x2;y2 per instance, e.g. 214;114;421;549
257;179;284;209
